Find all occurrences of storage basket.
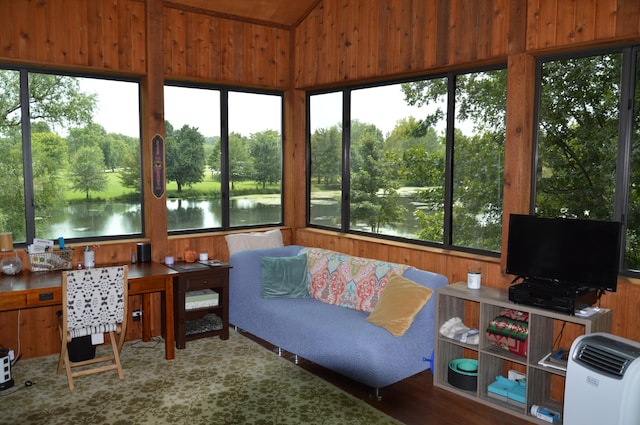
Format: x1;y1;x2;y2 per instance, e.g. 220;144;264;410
28;248;74;272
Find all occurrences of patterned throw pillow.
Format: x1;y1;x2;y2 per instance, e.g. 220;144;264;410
301;247;410;313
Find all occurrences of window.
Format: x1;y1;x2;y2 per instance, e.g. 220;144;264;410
164;84;283;233
0;68;142;244
307;66;506;253
228;91;283;227
628;49;640;272
534;46;640;276
309;92;343;229
164;86;222;231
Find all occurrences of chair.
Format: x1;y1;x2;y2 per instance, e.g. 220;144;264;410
57;265;128;390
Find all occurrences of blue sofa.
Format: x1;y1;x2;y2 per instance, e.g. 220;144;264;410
228;245;448;393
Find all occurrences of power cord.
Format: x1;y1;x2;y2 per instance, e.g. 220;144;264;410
0;380;35;397
552;321;567;351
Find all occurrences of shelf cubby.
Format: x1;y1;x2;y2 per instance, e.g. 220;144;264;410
434;282;612;424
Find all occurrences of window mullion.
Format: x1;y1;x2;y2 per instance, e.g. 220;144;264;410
342;90;351;232
20;70;36;244
443;75;455;246
220;89;230;229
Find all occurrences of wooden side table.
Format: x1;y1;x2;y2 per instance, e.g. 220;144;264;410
172;263;230;349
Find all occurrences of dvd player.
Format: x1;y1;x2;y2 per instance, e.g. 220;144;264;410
508;281;598;314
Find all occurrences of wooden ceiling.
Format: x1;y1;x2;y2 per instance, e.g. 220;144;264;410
166;0;320;28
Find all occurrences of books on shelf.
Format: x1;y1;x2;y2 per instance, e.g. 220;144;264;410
185;289;219;310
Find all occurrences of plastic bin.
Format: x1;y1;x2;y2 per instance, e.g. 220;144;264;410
56;311;96;362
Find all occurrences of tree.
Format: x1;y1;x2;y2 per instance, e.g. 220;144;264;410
385;116;440;153
0;71;96;135
400;70;506;249
0;71;97;240
69;146;108;199
119;144;141;191
311;125;342;185
228;132;253;190
206;136;221;178
249;130;281;189
0;135;27;238
536;55;620;220
350;124;406;233
397;143;446;242
165;122;206;192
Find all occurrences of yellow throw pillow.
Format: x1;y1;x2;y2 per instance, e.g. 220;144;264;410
366;274;433;336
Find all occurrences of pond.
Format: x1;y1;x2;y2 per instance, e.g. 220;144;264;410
41;194;426;240
43;198;283;239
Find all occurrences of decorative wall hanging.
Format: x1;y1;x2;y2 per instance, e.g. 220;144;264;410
152;134;165;198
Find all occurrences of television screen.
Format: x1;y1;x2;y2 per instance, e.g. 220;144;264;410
506;214;621;292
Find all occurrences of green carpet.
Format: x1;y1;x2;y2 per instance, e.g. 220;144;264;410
2;332;402;425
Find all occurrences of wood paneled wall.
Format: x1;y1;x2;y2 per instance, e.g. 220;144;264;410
294;0;525;88
526;0;640;49
1;0;640;358
0;0;147;73
163;6;291;87
291;0;640;345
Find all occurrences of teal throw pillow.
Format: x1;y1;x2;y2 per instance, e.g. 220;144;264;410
260;253;310;298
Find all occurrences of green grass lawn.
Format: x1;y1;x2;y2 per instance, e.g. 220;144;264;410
66;172;280;202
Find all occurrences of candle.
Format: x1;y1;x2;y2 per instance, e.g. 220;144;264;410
0;233;12;252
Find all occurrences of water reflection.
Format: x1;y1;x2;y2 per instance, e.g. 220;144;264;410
40;197;284;239
310;196;423;239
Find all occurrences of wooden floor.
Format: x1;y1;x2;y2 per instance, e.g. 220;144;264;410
241;331;534;425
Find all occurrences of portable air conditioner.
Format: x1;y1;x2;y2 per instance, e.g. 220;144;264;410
564;332;640;425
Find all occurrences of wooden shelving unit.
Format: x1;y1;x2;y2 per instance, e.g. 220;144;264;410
434;282;612;424
172;263;231;349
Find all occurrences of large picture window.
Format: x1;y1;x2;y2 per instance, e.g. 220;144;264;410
534;46;640;276
0;68;142;244
164;84;283;232
307;66;506;253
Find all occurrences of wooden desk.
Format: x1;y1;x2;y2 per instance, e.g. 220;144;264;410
0;262;178;360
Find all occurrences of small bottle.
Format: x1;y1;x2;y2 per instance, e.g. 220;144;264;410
531;405;560;423
131;251;136;264
77;260;83;269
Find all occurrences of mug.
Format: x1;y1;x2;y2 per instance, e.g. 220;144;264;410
467;271;481;289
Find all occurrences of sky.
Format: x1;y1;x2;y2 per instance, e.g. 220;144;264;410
81;78;449;139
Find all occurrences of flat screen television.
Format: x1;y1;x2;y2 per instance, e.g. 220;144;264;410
506;214;621;292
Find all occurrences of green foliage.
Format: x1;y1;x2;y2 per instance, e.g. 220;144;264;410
165;121;206;192
350;123;406;233
119;144;141;190
536;54;621;220
385;116;441;153
249;130;281;189
68;146;108;199
398;70;506;249
0;135;26;239
228;132;253;189
310;125;342;184
451;131;504;251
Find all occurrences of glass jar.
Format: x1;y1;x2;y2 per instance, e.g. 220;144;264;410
1;256;22;275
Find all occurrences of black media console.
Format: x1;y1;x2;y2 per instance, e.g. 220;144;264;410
508;280;599;315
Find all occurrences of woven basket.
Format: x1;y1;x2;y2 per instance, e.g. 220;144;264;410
28;248;74;272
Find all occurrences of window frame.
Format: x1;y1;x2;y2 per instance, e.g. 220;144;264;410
306;63;507;257
1;65;145;246
164;81;285;236
531;44;640;278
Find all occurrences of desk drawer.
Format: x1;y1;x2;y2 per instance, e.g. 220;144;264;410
186;275;224;291
27;290;61;307
129;279;166;294
0;293;28;311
